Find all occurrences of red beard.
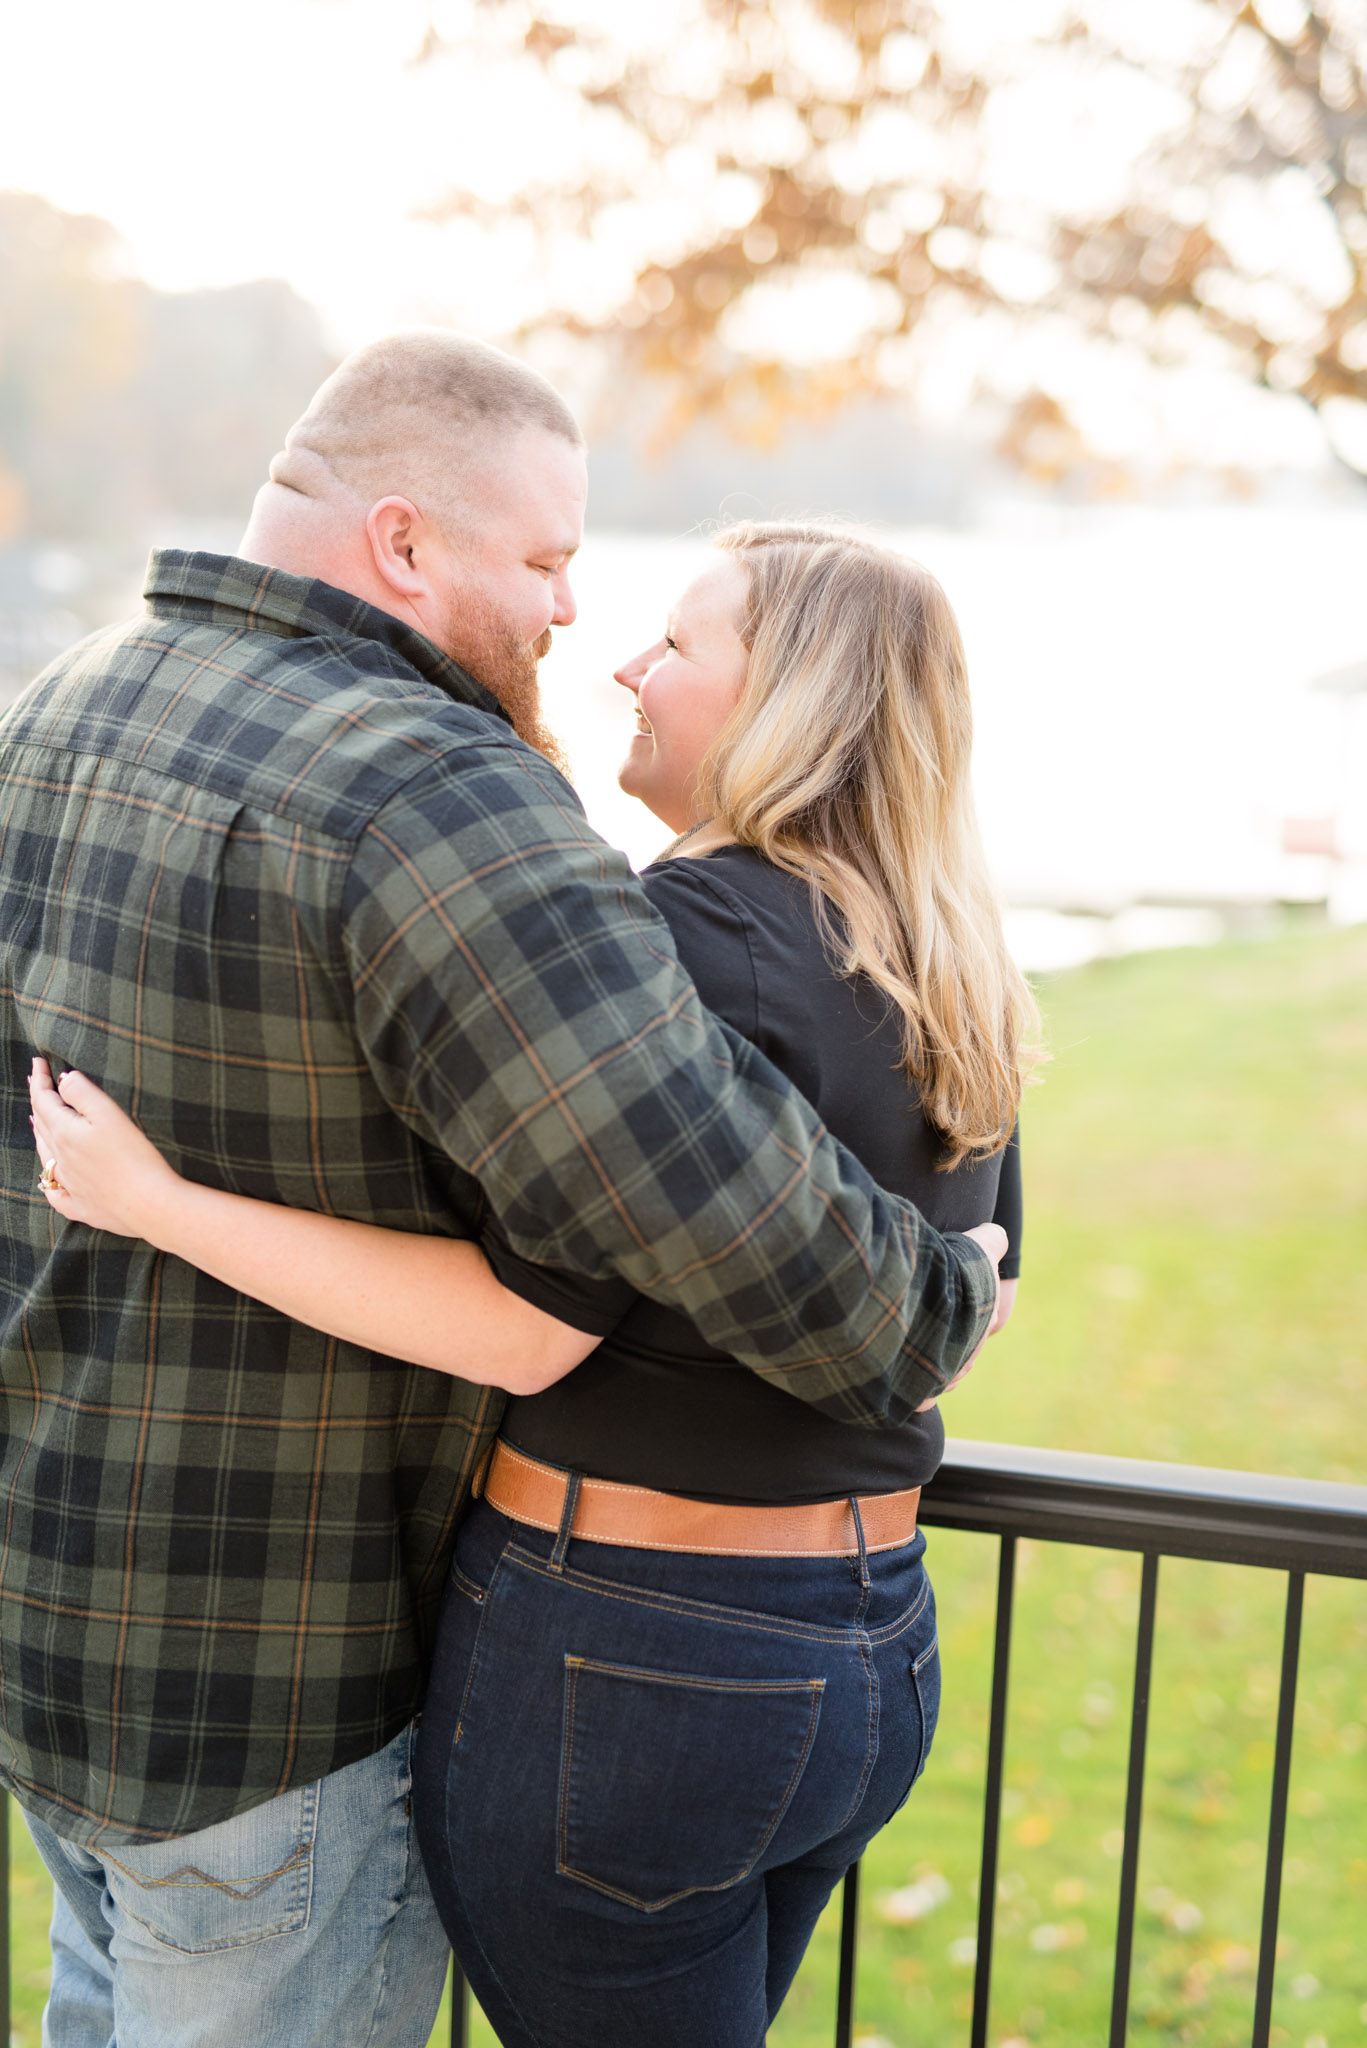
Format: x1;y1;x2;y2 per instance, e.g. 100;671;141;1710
442;599;570;780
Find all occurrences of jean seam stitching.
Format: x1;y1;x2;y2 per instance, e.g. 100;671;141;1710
864;1584;932;1648
832;1624;879;1835
911;1656;938;1786
556;1657;580;1893
505;1546;885;1645
450;1561;489;1604
359;1729;417;2048
505;1548;931;1650
566;1659;828;1695
452;1548;511;1745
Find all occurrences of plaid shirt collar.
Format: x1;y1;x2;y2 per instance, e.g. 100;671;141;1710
144;549;512;727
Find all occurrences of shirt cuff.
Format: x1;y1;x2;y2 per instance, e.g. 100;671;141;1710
481;1225;636;1338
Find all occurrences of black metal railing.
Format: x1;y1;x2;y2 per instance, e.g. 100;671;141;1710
864;1441;1366;2048
3;1440;1363;2048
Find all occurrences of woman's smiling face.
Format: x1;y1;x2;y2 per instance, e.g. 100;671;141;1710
615;555;750;832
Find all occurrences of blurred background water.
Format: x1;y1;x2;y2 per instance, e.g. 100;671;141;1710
14;501;1366;972
537;506;1367;967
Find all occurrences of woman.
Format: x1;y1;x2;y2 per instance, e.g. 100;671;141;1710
31;523;1037;2047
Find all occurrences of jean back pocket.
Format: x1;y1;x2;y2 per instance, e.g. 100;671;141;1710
99;1782;318;1953
558;1655;823;1912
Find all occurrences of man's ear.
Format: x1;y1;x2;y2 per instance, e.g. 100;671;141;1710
365;497;433;603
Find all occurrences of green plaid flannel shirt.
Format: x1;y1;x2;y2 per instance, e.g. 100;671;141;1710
0;552;995;1845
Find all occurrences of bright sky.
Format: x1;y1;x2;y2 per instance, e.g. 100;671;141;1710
0;0;1349;473
0;0;538;346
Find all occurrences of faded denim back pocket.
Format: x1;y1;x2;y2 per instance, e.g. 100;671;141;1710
557;1655;823;1912
99;1782;318;1953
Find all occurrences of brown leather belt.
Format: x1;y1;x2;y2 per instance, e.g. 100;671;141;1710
478;1441;921;1558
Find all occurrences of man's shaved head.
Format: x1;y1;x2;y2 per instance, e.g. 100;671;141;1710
270;328;584;532
240;329;588;773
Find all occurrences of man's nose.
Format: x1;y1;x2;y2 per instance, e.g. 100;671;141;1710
551;570;577;628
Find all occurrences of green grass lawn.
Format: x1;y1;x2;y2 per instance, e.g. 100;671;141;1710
765;924;1367;2048
8;925;1366;2046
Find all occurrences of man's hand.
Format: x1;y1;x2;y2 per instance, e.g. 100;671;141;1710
915;1221;1009;1413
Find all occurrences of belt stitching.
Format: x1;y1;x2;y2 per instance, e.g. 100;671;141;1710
493;1442;918;1515
487;1448;917;1554
486;1491;915;1559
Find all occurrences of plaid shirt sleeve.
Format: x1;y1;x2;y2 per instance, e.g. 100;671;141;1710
342;733;996;1427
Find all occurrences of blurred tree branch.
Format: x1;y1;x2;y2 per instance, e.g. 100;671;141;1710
417;0;1367;473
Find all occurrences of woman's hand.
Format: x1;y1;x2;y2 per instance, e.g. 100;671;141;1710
963;1220;1007;1339
29;1059;184;1243
988;1276;1018;1337
915;1221;1011;1411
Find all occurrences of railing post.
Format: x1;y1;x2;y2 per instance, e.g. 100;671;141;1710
834;1860;860;2048
1109;1550;1160;2048
451;1955;468;2048
1252;1570;1304;2048
970;1533;1016;2048
1;1793;9;2048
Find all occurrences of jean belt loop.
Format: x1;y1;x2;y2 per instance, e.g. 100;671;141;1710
848;1493;871;1596
550;1469;583;1572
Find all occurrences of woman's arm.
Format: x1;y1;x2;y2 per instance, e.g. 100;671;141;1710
29;1061;599;1395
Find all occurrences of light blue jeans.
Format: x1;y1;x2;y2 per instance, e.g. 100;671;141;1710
24;1723;450;2048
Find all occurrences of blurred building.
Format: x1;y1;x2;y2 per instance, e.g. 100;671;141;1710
1282;660;1367;925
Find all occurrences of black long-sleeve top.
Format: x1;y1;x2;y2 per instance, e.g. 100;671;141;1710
487;844;1021;1505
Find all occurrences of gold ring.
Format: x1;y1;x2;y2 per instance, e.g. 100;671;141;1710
38;1158;65;1196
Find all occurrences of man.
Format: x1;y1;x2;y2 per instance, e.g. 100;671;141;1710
0;331;1000;2047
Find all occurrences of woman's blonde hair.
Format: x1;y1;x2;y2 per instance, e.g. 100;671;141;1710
703;522;1041;1169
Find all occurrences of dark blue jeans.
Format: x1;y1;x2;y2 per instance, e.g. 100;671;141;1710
413;1489;940;2047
